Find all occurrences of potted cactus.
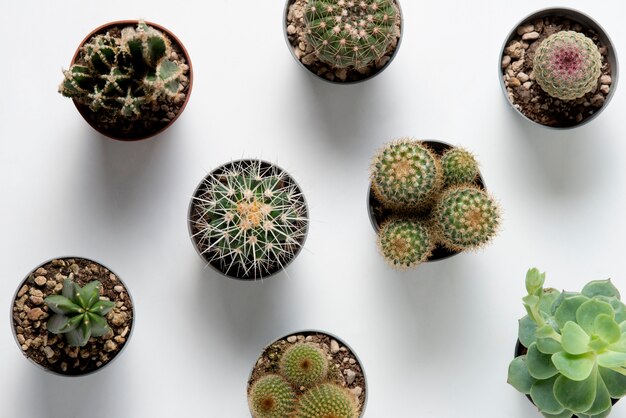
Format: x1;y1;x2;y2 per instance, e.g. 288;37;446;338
499;8;618;128
508;268;626;417
59;20;192;140
284;0;403;83
368;139;500;269
10;257;134;376
188;159;309;280
248;331;366;417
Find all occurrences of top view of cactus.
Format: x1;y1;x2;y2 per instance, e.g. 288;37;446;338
508;269;626;418
189;160;309;279
248;334;365;418
304;0;400;69
59;20;190;139
369;139;500;269
533;31;602;100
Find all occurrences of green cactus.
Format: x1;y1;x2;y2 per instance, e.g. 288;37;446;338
190;160;309;279
296;383;358;418
59;21;189;123
304;0;399;69
441;148;479;187
371;139;442;210
43;274;116;347
281;343;329;387
377;218;432;269
433;186;500;251
249;375;297;418
508;268;626;418
533;31;602;100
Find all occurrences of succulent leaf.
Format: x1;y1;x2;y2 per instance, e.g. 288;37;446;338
552;352;595;381
44;294;82;315
582;280;620;300
527;343;559;379
507;356;536;394
531;376;565;414
554;295;590;329
576;300;615;336
561;322;591;355
553;372;597;413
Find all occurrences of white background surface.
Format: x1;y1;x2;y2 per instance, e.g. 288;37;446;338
1;0;626;417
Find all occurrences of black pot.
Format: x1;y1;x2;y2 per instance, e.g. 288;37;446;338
188;159;309;280
367;140;486;262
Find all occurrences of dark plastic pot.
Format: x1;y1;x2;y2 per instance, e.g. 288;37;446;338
499;8;618;129
367;140;486;262
247;329;367;417
283;0;403;84
188;159;309;280
10;256;134;376
68;20;193;141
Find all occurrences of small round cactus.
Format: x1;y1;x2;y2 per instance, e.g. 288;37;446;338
377;218;432;269
434;186;500;251
440;148;479;186
533;31;602;100
304;0;399;69
371;139;442;210
249;375;297;418
190;160;309;279
296;383;358;418
281;343;328;387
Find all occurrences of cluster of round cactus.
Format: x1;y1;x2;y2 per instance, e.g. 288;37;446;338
59;21;189;123
304;0;399;69
190;160;309;279
371;139;500;269
249;341;360;418
533;30;602;100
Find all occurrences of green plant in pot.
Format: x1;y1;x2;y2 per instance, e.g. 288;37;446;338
59;20;192;140
368;138;501;270
508;268;626;417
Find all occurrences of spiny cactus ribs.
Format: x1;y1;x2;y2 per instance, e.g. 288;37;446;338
441;148;479;186
59;21;189;137
377;218;432;269
190;160;309;279
534;30;602;100
371;139;442;211
281;343;329;387
296;383;358;418
249;375;297;418
305;0;399;69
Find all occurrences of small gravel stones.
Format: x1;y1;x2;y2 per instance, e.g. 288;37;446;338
11;258;133;375
285;0;402;83
501;15;613;127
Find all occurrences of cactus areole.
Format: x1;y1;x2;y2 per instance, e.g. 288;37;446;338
59;20;192;140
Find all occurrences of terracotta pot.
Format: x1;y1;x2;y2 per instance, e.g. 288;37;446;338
67;20;193;140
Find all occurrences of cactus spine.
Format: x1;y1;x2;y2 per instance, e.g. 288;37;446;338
533;31;602;100
441;148;479;186
304;0;399;69
371;139;442;210
190;160;308;279
434;186;500;251
281;343;329;388
295;383;358;418
249;375;297;418
377;218;433;269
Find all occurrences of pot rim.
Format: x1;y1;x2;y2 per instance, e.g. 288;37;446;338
10;255;135;377
282;0;404;85
498;7;619;130
366;139;487;263
247;329;368;417
68;19;194;141
187;158;310;281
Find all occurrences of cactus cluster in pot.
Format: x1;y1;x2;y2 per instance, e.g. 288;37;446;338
508;268;626;418
248;342;359;418
370;138;500;269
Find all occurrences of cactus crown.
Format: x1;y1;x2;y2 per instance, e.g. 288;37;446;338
281;343;329;387
59;21;188;122
377;218;432;269
249;374;297;418
304;0;399;69
508;269;626;417
191;160;308;279
370;139;442;210
433;186;500;252
296;383;358;418
441;148;479;187
43;274;116;347
533;31;602;100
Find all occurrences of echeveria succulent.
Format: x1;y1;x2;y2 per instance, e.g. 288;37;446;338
508;268;626;418
44;275;116;347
